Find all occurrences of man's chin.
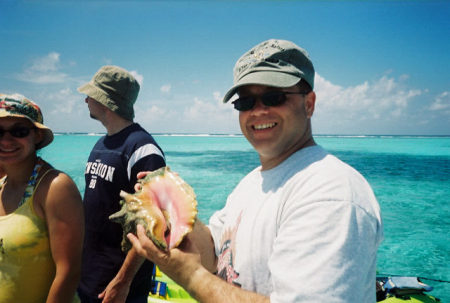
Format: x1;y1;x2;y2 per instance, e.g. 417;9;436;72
251;142;277;157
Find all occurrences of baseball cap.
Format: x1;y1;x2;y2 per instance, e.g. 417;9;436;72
223;39;315;103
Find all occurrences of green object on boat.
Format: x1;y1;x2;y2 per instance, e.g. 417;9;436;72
148;267;198;303
377;276;441;302
378;293;440;303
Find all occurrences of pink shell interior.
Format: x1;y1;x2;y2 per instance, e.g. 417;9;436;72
139;168;197;249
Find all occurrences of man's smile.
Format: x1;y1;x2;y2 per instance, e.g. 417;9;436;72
252;122;277;130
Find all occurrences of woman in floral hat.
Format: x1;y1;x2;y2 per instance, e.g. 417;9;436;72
0;93;84;303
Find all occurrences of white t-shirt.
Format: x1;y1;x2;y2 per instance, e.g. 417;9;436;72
209;145;383;303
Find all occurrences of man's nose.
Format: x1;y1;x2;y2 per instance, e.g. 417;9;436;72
250;98;269;113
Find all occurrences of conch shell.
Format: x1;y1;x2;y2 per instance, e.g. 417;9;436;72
109;166;197;251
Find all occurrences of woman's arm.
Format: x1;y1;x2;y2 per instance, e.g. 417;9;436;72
40;171;84;303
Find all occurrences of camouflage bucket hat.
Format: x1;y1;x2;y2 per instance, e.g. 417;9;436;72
0;93;54;149
223;39;315;103
77;65;139;121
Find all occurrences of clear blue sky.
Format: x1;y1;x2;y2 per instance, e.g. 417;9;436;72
1;0;449;135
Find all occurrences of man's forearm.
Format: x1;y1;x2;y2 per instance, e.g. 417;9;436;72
183;266;269;303
98;247;145;301
190;221;217;272
127;224;269;303
114;247;145;284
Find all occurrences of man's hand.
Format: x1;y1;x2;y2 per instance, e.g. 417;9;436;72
97;246;144;303
127;224;202;288
97;278;130;303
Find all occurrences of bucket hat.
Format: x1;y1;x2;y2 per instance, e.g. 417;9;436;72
223;39;315;103
78;65;139;120
0;93;54;149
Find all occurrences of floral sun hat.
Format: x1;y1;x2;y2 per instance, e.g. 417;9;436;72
0;93;54;149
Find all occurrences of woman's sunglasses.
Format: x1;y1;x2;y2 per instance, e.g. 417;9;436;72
0;126;36;138
232;91;310;111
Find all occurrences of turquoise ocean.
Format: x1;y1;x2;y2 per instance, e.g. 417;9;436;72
40;134;450;301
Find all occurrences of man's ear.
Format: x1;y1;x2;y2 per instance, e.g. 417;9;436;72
305;91;316;118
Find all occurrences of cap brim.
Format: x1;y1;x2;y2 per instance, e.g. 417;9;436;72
223;71;302;103
78;82;104;103
78;82;119;112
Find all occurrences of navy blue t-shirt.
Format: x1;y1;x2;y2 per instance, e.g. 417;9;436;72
79;123;166;298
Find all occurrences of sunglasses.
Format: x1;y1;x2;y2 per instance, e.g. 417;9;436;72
232;91;310;111
0;126;36;138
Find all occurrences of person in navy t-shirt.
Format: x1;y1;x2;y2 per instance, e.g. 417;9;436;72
77;65;166;303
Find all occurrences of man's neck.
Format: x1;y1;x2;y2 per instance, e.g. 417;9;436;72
260;137;316;171
105;119;134;136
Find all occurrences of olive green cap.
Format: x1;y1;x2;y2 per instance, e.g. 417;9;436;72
223;39;315;103
78;65;139;120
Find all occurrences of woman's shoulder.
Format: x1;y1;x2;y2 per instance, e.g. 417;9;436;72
35;163;81;204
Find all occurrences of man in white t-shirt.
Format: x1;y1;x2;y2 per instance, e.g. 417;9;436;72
128;39;383;303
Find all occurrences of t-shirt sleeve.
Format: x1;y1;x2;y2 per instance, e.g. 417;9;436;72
128;143;166;185
208;207;227;257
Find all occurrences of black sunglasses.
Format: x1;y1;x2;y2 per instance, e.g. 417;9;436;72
232;91;310;111
0;126;36;138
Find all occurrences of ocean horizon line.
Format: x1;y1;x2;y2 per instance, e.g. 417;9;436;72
53;132;450;138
